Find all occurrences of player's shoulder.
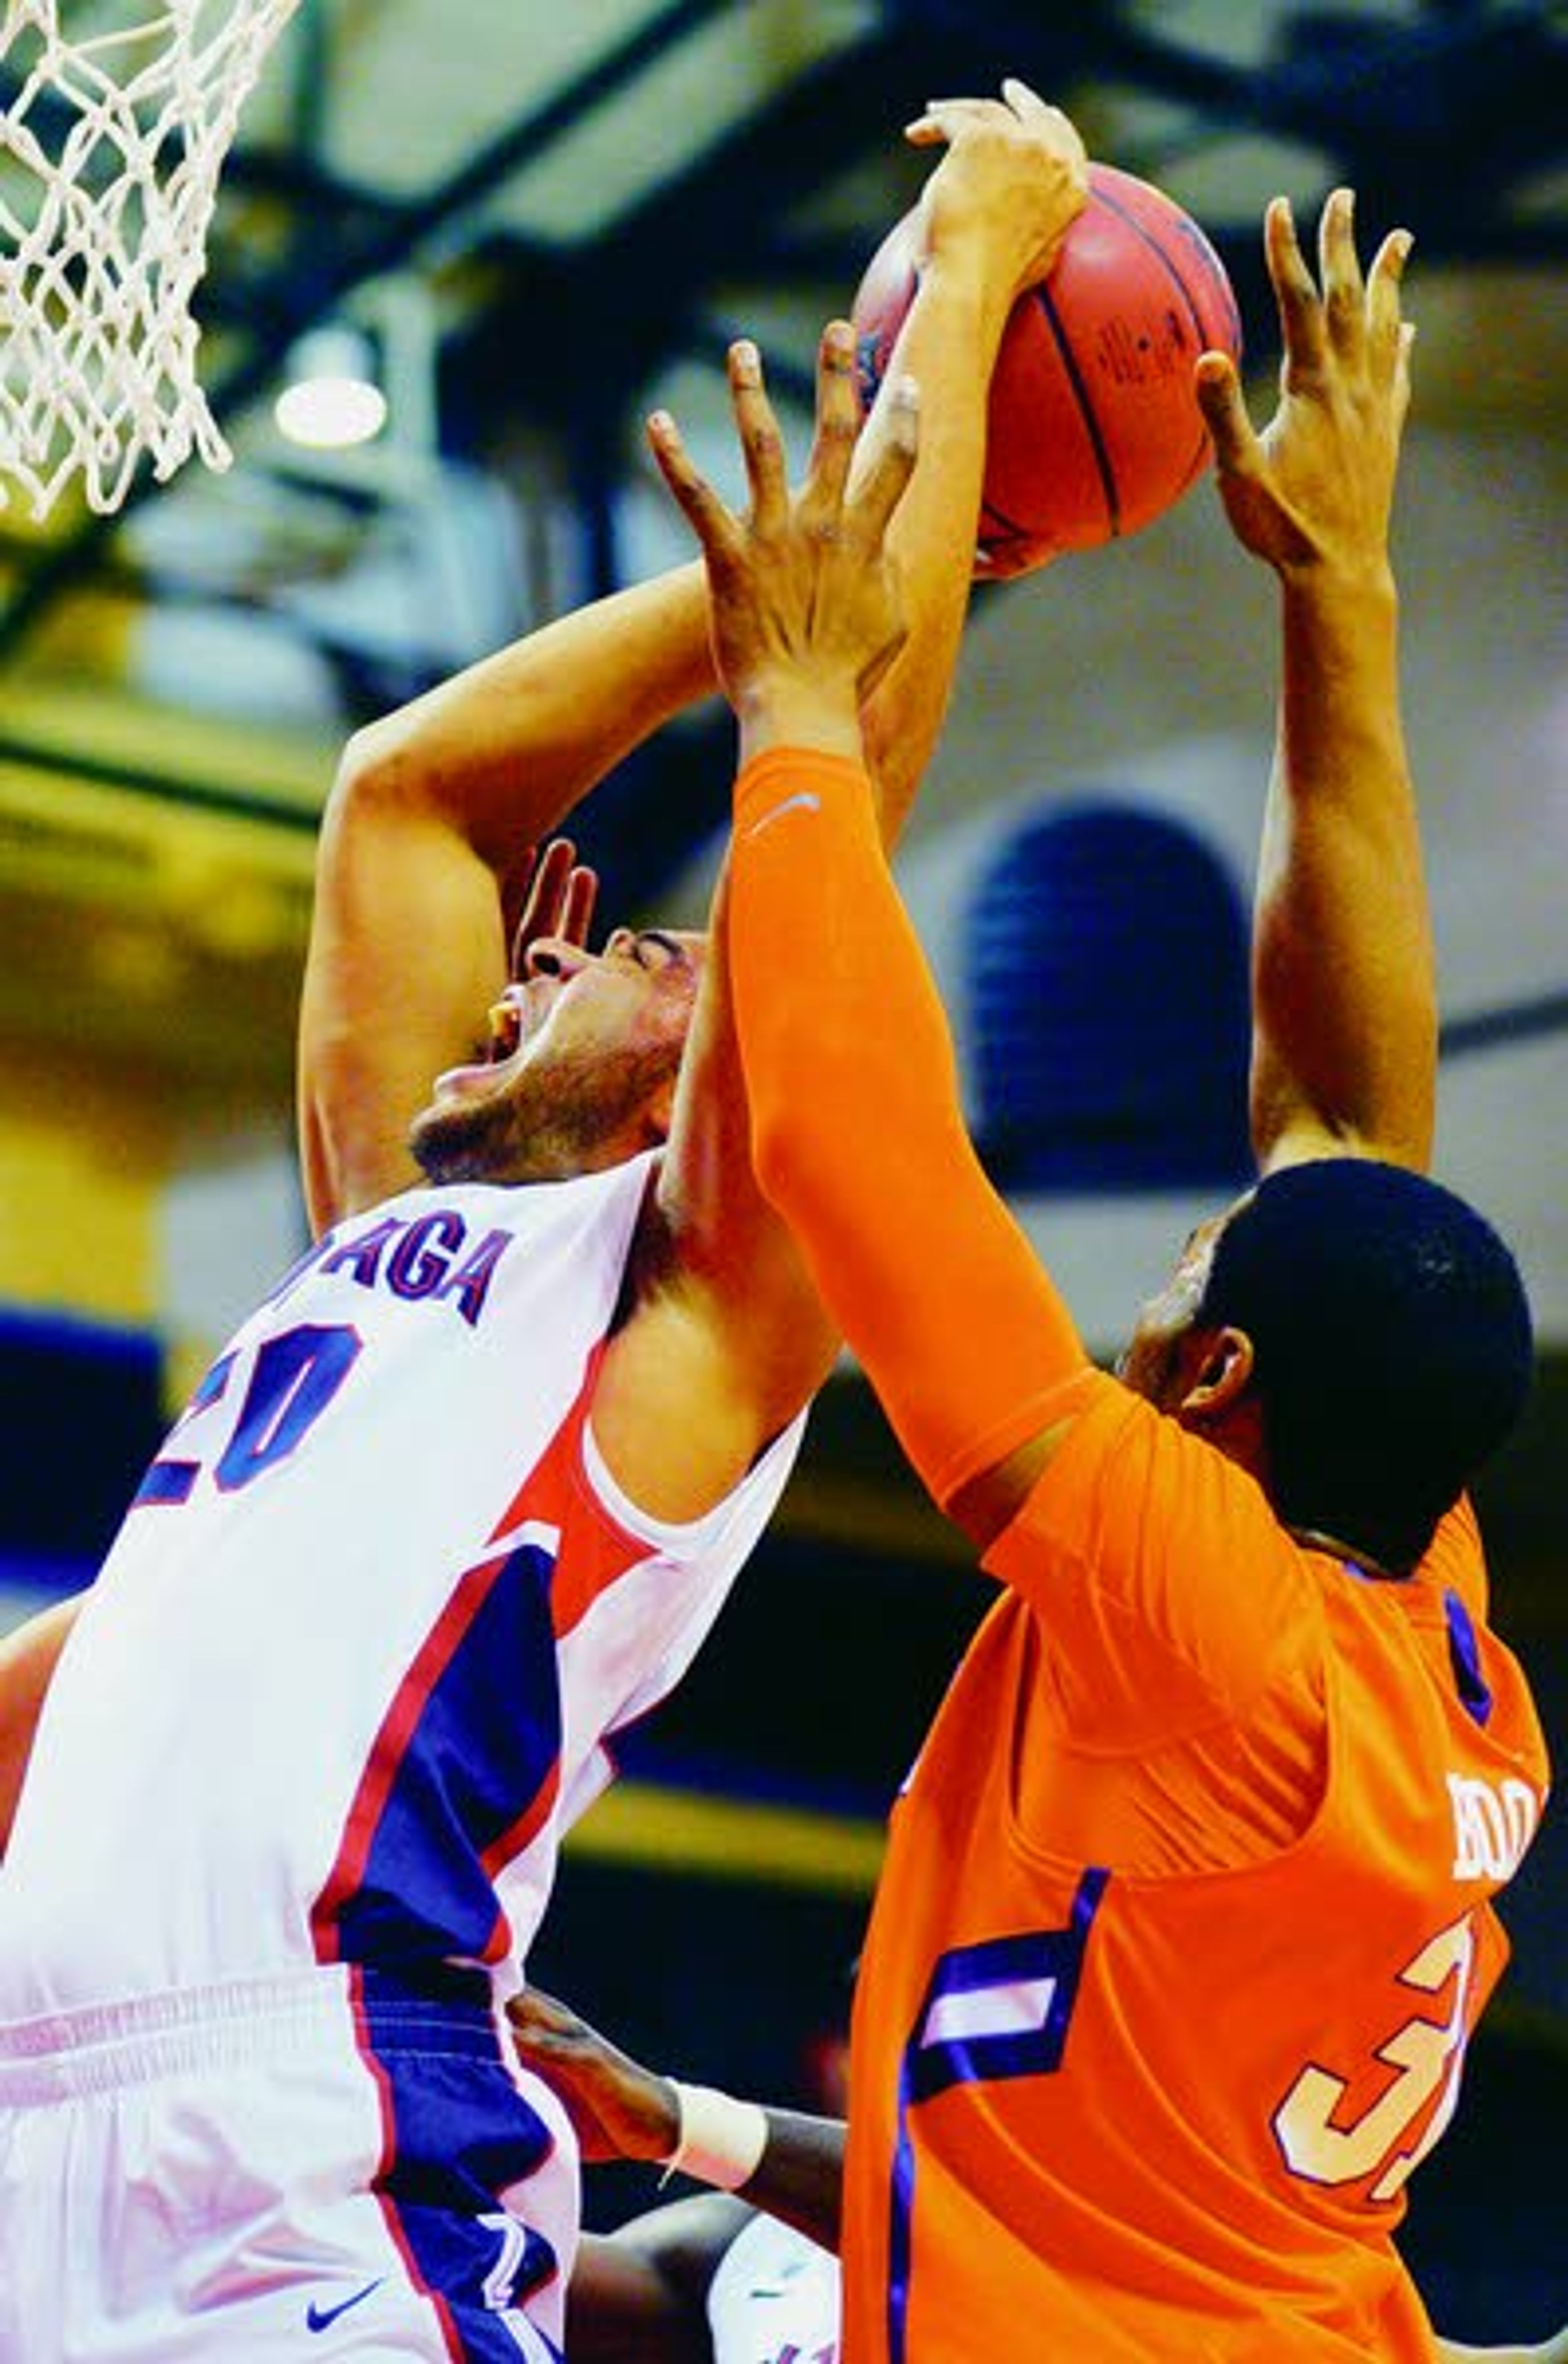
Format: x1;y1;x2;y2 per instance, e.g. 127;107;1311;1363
1417;1492;1488;1616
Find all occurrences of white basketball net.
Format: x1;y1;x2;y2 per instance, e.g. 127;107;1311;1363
0;0;303;517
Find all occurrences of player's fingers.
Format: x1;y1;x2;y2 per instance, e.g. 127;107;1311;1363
999;78;1087;163
726;338;791;538
918;94;1003;119
560;863;599;950
1391;318;1416;428
1194;351;1259;476
851;372;919;548
645;405;741;563
906;94;1006;146
801;320;862;528
1265;194;1327;375
1365;225;1414;379
1318;186;1366;356
508;838;575;974
1001;74;1045;110
532;837;575;901
505;1987;579;2039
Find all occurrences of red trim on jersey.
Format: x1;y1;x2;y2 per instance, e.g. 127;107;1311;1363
487;1338;651;1643
312;1546;521;1961
314;1341;653;1966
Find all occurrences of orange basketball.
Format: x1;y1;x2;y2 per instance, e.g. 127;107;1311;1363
852;163;1243;576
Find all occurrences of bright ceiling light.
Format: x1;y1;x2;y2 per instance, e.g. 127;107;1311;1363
274;325;388;450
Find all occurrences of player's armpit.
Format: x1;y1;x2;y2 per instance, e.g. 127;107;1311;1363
729;747;1090;1547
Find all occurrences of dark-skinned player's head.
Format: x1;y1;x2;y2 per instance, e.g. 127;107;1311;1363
1198;1159;1533;1573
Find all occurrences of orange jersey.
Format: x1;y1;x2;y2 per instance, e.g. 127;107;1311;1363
841;1373;1549;2364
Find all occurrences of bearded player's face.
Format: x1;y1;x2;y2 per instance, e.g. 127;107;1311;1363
409;927;705;1187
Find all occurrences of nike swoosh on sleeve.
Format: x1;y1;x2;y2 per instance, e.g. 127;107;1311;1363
743;790;822;840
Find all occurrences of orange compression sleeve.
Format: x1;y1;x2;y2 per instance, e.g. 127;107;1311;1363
729;746;1089;1511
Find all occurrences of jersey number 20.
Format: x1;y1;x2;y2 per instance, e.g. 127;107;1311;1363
132;1323;362;1508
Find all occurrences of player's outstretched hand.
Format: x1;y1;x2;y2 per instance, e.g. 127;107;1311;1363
1196;187;1413;578
506;1986;679;2166
905;76;1087;305
646;320;918;760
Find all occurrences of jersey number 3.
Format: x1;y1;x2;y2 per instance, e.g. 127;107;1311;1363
1273;1911;1477;2201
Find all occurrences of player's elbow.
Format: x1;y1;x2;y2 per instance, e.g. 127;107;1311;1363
328;716;410;820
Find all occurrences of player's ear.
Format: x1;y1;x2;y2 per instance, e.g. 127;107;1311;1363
1178;1324;1254;1419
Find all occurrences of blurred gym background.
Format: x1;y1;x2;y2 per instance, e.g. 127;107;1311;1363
0;2;1563;2336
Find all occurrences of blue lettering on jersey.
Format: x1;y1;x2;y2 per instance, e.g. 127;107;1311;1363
438;1228;513;1325
266;1208;515;1329
321;1216;403;1287
387;1210;469;1300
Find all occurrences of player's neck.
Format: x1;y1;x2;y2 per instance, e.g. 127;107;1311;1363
1287;1526;1403;1582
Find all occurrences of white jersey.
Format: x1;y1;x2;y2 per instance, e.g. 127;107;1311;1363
0;1153;805;2358
707;2214;841;2364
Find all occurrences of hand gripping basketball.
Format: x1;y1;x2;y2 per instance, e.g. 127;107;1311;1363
646;321;920;740
853;157;1242;575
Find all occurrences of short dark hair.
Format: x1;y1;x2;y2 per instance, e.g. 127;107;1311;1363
1198;1159;1534;1572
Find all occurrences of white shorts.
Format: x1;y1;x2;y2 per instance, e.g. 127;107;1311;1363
0;1968;577;2362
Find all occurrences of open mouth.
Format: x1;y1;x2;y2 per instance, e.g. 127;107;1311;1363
487;998;523;1063
431;989;532;1103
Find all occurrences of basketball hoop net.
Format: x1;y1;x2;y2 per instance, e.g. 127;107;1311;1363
0;0;303;518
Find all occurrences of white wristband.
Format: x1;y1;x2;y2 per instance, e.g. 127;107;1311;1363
658;2079;769;2192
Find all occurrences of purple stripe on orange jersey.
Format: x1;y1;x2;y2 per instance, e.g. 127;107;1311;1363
1444;1589;1494;1728
313;1535;563;1969
887;1870;1109;2364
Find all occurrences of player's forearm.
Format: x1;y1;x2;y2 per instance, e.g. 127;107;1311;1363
737;2108;845;2255
731;746;1085;1513
857;251;1014;840
654;2082;844;2255
333;559;716;871
1250;564;1437;1173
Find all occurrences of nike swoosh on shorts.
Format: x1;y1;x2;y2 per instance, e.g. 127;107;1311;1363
306;2278;384;2333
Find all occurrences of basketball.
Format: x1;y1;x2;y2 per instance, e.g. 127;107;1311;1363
851;162;1243;575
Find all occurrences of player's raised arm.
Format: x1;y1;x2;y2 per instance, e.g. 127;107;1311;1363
1196;188;1435;1176
855;77;1085;838
596;87;1089;1517
298;561;717;1231
650;333;1091;1551
299;80;1085;1241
